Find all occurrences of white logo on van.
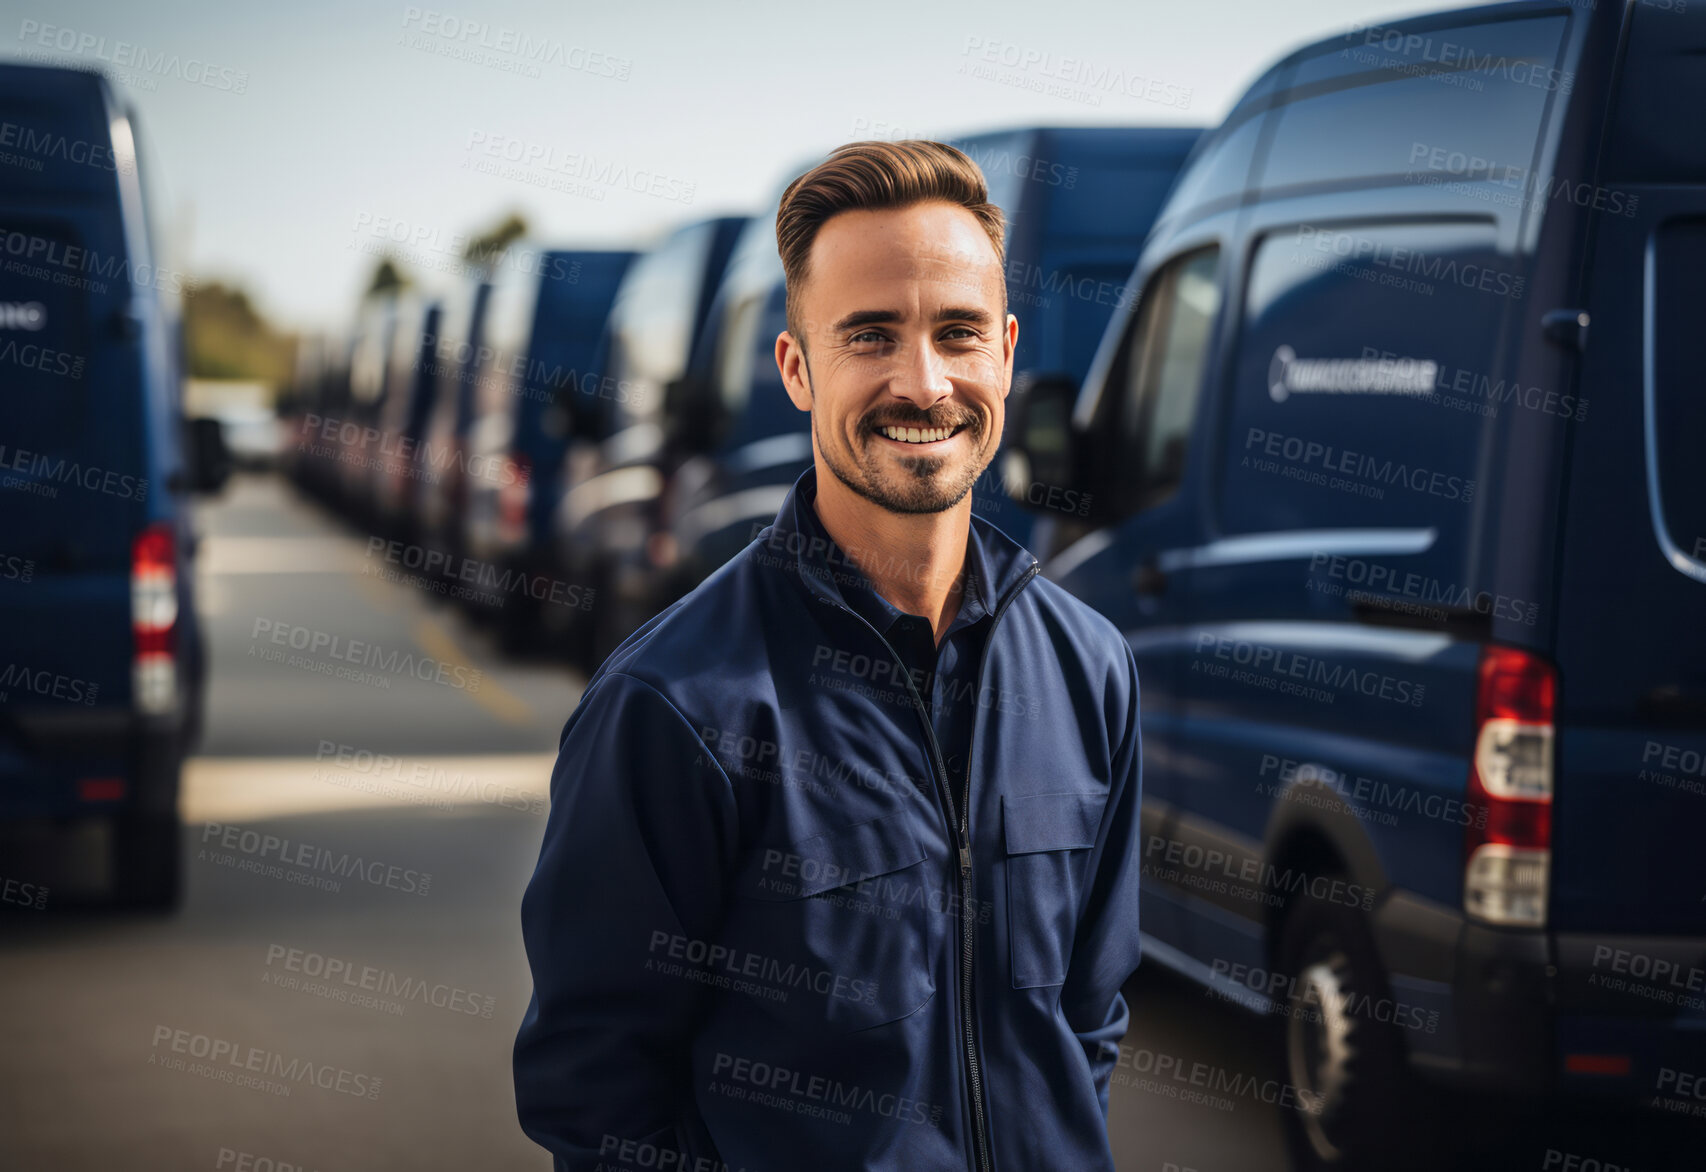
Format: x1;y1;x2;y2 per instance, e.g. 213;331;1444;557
1268;345;1436;402
0;302;46;331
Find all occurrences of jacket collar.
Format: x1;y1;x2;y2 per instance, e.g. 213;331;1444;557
759;463;1040;624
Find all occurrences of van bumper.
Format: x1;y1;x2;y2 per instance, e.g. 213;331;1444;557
0;707;185;820
1376;892;1706;1108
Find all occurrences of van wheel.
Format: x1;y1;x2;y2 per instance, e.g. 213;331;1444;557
1276;893;1426;1171
112;813;181;912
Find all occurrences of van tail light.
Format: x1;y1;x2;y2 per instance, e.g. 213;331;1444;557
132;522;178;715
498;451;531;548
1464;645;1555;927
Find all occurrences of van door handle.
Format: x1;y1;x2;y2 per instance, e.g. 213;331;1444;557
1541;309;1589;353
1132;558;1167;596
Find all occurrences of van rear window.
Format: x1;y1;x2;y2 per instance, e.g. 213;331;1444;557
1648;219;1706;572
0;215;91;454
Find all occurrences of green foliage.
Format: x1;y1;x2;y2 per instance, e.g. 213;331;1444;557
183;280;295;386
463;211;529;274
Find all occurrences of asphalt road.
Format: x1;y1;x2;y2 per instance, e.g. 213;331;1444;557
7;471;1653;1171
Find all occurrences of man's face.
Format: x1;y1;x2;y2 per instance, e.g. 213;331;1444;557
779;200;1017;516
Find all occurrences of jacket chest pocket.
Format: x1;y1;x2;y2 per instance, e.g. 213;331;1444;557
726;809;940;1032
1003;792;1103;989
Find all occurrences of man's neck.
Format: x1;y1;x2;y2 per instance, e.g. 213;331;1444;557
811;467;971;647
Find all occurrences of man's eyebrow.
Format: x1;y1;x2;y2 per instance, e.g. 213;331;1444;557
829;306;996;333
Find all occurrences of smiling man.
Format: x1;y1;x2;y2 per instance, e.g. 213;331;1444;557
514;140;1144;1172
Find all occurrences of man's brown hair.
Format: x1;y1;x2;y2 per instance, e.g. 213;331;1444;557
775;139;1007;356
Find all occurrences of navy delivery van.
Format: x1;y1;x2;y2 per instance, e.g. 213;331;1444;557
653;126;1202;620
548;215;745;665
0;65;226;910
1007;2;1706;1166
460;248;635;647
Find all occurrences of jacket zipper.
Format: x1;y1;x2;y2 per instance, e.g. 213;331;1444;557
820;558;1039;1172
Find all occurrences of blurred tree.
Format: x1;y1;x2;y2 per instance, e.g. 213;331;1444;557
365;255;410;298
183;281;296;387
464;211;529;275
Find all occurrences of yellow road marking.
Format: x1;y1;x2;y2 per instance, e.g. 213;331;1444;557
412;616;535;726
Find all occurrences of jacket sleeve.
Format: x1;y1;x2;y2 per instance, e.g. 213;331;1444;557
513;670;739;1170
1059;641;1144;1119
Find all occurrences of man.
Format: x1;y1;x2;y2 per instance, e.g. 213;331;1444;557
515;139;1143;1172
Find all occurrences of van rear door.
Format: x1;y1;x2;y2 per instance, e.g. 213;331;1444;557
0;72;147;789
1551;6;1706;936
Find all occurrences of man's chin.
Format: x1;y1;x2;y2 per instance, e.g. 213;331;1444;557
855;467;977;516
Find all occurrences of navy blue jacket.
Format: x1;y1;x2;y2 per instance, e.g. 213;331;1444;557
515;464;1144;1172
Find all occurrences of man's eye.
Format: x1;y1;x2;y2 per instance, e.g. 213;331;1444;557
942;326;980;341
849;330;889;345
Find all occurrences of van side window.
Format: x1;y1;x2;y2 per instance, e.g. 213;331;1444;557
1107;247;1221;514
1219;221;1509;541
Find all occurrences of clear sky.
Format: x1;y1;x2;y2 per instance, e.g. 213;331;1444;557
5;0;1453;331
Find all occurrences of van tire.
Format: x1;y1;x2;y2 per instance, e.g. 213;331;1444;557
113;813;181;912
1275;893;1430;1171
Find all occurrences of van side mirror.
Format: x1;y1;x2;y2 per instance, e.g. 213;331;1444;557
663;375;721;456
187;416;232;494
1010;371;1082;503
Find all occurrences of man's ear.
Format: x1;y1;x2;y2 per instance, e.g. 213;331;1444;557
1001;312;1019;399
777;330;813;412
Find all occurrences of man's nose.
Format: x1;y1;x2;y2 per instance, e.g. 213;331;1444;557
889;338;954;407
